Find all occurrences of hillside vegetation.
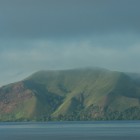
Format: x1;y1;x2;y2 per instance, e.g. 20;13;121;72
0;68;140;121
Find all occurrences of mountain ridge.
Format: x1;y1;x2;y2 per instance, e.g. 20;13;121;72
0;67;140;121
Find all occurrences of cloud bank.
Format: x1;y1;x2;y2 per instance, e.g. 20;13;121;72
0;0;140;39
0;36;140;86
0;0;140;86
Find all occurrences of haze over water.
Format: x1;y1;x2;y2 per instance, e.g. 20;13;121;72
0;121;140;140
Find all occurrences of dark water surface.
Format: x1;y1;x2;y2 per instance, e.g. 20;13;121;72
0;121;140;140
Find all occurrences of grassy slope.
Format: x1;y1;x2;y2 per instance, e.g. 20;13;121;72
1;68;140;121
25;68;140;118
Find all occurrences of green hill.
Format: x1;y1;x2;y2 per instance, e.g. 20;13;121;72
0;68;140;121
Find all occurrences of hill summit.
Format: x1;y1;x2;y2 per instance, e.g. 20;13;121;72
0;68;140;121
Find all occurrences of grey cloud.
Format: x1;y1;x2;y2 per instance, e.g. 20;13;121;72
1;39;140;72
0;38;140;86
0;0;140;39
1;0;140;86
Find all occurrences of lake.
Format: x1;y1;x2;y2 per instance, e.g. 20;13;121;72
0;121;140;140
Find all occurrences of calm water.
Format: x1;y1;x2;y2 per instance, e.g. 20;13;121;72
0;121;140;140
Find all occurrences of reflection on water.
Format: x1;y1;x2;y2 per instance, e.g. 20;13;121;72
0;121;140;140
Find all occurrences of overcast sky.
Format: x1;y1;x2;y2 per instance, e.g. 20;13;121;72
0;0;140;86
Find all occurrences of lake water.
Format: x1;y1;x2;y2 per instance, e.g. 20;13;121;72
0;121;140;140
